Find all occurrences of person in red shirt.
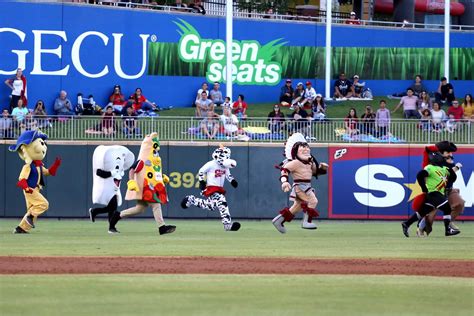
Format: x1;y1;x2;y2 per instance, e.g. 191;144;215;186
345;12;361;25
232;94;248;120
108;85;126;113
127;88;157;114
447;100;464;120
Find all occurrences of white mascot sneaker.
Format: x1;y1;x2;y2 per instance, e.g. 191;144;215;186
301;212;317;230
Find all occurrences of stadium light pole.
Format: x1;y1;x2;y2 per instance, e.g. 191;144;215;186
444;0;450;82
325;0;332;100
226;0;233;100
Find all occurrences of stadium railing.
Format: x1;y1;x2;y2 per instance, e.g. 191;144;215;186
4;116;472;144
49;1;474;31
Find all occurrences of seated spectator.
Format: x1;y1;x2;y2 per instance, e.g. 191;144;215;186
392;88;420;119
220;106;244;136
311;94;326;121
351;75;371;98
344;108;359;136
300;81;316;109
291;82;305;109
279;79;294;106
447;100;463;121
127;88;157;115
12;99;28;129
107;85;126;113
419;108;432;131
122;106;141;138
188;0;206;14
375;100;391;137
390;75;427;98
200;111;219;139
445;114;459;133
209;82;224;107
334;72;353;99
33;100;50;128
431;102;446;132
101;105;116;136
264;7;275;19
195;82;209;101
0;109;14;139
76;94;102;116
195;91;214;118
345;11;361;25
232;94;248;120
290;103;311;136
360;105;376;135
267;104;286;133
222;96;232;110
54;90;74;116
23;111;38;132
462;94;473;121
435;77;455;106
173;0;188;11
417;91;432;114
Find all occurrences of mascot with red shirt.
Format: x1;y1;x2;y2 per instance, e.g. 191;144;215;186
9;130;61;234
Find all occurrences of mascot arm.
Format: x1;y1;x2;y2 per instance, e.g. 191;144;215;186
163;174;169;184
96;168;112;179
447;168;457;187
416;170;429;193
46;157;61;176
18;164;31;181
17;179;33;193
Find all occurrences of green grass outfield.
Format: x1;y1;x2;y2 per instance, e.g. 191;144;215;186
0;219;472;259
0;275;472;316
1;220;473;316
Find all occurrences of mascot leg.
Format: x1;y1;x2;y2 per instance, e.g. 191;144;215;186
402;202;434;238
209;193;240;232
17;190;49;233
182;195;214;211
300;192;319;230
151;203;176;235
272;205;297;234
89;196;118;223
448;189;465;229
109;201;147;234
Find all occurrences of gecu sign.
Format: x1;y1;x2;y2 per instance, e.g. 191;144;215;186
0;27;149;79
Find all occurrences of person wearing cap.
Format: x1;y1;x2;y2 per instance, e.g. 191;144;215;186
291;82;305;109
300;81;317;109
334;72;353;99
279;79;294;106
345;11;361;25
351;75;366;98
435;77;455;106
9;130;61;234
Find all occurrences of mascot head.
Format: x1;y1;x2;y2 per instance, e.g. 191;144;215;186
428;151;446;167
138;132;161;166
285;133;311;163
212;144;236;168
9;130;48;164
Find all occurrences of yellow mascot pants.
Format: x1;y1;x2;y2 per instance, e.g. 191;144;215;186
19;188;49;232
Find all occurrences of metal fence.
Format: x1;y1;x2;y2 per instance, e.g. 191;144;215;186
2;115;472;144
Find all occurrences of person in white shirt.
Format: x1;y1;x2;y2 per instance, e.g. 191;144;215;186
196;82;209;101
181;146;241;231
220;106;243;136
300;81;317;108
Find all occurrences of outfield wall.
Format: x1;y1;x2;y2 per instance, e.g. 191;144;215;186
0;142;472;220
0;2;473;112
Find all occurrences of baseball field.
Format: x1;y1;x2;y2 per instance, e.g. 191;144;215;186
0;219;472;316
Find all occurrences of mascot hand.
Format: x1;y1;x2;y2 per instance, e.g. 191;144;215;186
162;174;170;184
49;157;62;176
127;180;139;191
17;179;33;194
231;179;238;188
455;162;463;170
281;182;291;192
199;180;207;190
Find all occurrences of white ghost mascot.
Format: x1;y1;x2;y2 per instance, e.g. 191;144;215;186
92;145;135;206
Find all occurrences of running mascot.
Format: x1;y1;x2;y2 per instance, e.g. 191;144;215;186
181;144;241;231
108;132;176;235
272;133;328;233
9;130;61;234
89;145;135;233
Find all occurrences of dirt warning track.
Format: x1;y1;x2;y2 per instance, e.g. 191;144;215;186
0;256;472;277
